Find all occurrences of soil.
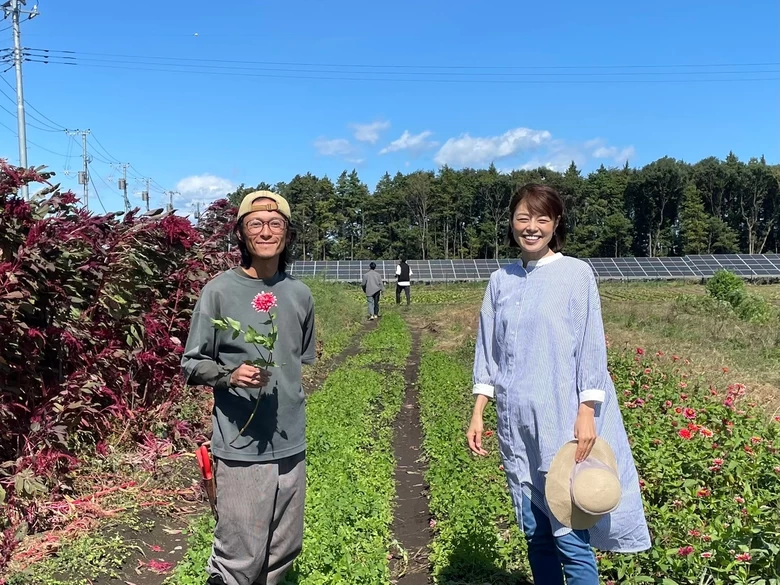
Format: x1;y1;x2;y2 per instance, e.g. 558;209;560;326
92;509;197;585
389;327;432;585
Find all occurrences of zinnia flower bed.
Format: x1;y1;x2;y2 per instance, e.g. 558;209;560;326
601;349;780;583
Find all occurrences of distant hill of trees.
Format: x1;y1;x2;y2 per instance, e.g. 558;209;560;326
227;153;780;260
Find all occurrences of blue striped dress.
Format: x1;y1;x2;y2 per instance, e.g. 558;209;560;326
473;253;651;552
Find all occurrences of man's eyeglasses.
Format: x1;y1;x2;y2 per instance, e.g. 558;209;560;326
244;218;287;235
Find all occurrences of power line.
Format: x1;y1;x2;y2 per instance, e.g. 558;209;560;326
88;172;107;213
21;48;780;70
17;59;780;84
0;74;67;130
89;132;120;163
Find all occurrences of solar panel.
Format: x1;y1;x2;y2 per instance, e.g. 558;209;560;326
287;255;780;282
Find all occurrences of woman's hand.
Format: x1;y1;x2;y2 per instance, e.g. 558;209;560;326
467;395;490;456
230;364;270;388
573;402;597;462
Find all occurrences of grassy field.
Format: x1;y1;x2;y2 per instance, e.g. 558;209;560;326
6;277;780;585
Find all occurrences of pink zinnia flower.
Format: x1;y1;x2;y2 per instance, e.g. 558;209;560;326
700;428;714;438
664;400;673;409
701;551;712;559
252;291;277;313
644;368;652;374
683;408;696;420
696;488;710;498
678;546;694;556
679;382;688;389
750;436;762;444
688;529;701;537
147;559;174;574
735;552;751;562
636;347;645;355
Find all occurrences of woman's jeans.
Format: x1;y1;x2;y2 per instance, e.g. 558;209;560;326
367;292;381;317
521;494;598;585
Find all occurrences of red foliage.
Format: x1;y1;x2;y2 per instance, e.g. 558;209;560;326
0;160;239;564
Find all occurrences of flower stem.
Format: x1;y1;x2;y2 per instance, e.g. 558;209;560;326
229;351;272;446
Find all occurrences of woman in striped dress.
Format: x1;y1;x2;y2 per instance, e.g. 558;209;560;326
466;184;651;584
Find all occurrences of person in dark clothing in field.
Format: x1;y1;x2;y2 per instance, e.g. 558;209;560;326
182;191;316;585
361;261;384;320
395;258;412;306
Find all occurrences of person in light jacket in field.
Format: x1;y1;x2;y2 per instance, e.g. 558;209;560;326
181;191;316;585
466;184;650;585
361;261;384;320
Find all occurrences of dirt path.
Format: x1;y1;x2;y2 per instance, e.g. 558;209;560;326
389;327;431;584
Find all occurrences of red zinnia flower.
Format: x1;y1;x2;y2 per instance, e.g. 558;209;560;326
700;428;713;438
252;291;278;313
678;429;692;440
750;436;761;445
675;407;683;414
696;488;710;497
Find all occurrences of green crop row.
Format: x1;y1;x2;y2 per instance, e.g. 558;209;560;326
170;313;411;585
417;350;531;584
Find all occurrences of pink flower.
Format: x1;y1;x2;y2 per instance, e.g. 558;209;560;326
673;499;683;508
672;355;680;362
429;519;437;529
644;368;652;374
252;292;277;313
146;559;174;574
664;400;673;409
678;545;694;556
701;551;712;559
679;382;688;389
688;529;701;537
636;347;645;355
702;534;712;542
774;466;780;473
683;408;696;420
750;436;762;445
656;351;664;357
696;488;710;498
712;458;724;466
735;552;751;562
148;544;163;552
700;428;714;438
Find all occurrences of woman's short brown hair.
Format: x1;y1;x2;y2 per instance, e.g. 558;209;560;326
507;183;566;252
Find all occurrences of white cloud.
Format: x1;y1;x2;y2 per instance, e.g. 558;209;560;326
174;173;235;212
433;127;552;167
518;137;635;172
379;130;438;155
313;137;354;157
349;120;391;144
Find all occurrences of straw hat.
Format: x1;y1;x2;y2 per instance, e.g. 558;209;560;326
546;438;621;530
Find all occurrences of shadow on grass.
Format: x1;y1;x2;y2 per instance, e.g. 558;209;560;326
435;528;532;585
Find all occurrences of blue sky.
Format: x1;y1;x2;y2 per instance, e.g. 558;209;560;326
0;0;778;216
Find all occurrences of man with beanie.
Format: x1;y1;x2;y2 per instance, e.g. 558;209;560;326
182;191;316;585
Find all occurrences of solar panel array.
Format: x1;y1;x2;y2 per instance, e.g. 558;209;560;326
288;254;780;282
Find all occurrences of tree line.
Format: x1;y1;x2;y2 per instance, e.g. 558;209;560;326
226;153;780;261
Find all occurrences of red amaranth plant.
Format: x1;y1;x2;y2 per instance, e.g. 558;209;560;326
0;160;238;566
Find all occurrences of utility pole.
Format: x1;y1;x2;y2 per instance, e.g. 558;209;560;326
141;178;150;212
3;0;38;199
165;190;179;213
69;129;91;209
115;163;130;213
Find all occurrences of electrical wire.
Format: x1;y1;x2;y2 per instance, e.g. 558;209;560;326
90;133;120;163
0;74;68;130
22;48;780;71
19;58;780;84
88;172;108;213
